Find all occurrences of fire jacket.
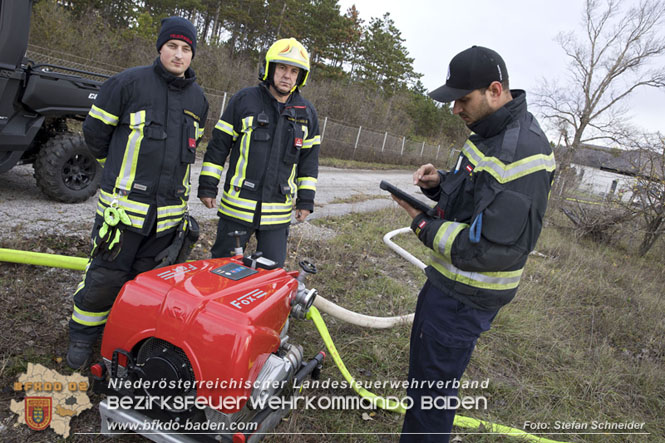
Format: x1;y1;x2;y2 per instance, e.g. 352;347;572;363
412;91;555;311
197;83;320;229
83;58;208;237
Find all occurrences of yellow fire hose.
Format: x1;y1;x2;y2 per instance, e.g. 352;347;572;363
0;249;567;442
307;306;568;443
0;248;87;270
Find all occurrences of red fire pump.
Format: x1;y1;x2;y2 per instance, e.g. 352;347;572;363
91;245;323;442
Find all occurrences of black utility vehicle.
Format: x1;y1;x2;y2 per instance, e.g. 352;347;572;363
0;0;109;202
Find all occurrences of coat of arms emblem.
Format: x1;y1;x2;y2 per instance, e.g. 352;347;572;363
25;397;52;431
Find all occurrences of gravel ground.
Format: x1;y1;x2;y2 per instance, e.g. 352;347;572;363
0;160;423;241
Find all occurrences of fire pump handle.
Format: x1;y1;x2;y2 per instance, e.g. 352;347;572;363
299;260;317;275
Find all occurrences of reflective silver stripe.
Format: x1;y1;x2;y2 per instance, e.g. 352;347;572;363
158;204;186;218
88;104;119;126
297;177;317;191
462;140;556;184
183;164;191;198
98;190;148;229
115;110;146;191
261;212;293;225
430;254;523;290
157;218;182;232
200;162;224;179
72;306;110;326
219;202;254;223
221;191;257;210
262;202;292;212
99;190;149;214
288;165;297;196
230;116;253;189
435;221;466;260
215;119;238;140
303;135;320;149
194;121;204;140
157;203;186;233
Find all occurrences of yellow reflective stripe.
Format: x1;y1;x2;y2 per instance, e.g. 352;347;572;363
229;116;253;189
201;162;224;180
287;164;297;197
297;176;317;191
183;164;191;198
429;219;522;290
157;217;182;233
72;305;110;326
430;254;524;291
261;212;293;225
220;190;257;211
303;135;320;149
433;221;467;261
462;140;556;184
157;204;186;219
156;203;186;233
99;190;149;214
219;201;254;223
215;119;238;140
89;104;119;126
73;259;92;296
98;189;149;229
115;110;146;191
194;121;205;140
262;202;292;212
97;157;106;167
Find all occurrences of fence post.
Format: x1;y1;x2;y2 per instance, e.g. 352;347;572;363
321;116;328;141
400;136;406;156
354;126;362;152
381;131;388;152
420;141;425;157
436;145;440;161
219;92;227;118
447;148;458;168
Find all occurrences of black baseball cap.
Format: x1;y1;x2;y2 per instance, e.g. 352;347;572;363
429;46;508;103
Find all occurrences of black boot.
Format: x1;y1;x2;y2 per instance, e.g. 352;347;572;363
66;341;93;370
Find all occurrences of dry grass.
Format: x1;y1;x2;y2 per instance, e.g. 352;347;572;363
0;207;663;442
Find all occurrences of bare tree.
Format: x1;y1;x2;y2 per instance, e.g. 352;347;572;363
624;134;665;256
534;0;665;188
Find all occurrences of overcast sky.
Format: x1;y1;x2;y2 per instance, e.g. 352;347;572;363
337;0;665;141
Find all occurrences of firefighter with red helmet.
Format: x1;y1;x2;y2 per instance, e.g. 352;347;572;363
198;38;320;267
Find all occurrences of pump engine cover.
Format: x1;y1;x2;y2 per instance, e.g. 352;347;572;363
100;257;299;413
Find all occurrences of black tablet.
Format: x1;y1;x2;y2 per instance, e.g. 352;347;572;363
380;180;434;215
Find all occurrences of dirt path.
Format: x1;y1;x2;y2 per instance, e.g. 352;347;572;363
0;161;423;240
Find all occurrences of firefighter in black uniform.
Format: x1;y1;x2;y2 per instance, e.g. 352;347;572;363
66;17;209;370
393;47;556;441
198;38;320;267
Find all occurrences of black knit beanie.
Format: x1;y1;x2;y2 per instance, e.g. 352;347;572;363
156;17;197;58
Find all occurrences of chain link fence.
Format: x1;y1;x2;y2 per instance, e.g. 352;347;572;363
26;45;458;169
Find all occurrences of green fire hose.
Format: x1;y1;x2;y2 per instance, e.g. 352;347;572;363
0;248;87;270
307;306;568;443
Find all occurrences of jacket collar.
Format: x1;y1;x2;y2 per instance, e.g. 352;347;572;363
468;89;527;139
260;82;302;105
153;57;196;90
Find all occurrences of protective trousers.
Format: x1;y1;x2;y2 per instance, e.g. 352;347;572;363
400;281;498;443
69;221;176;344
211;218;289;267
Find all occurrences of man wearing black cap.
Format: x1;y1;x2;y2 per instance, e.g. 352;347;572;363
66;17;208;370
392;46;555;441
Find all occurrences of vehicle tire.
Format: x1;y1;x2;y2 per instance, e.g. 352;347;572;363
34;133;102;203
